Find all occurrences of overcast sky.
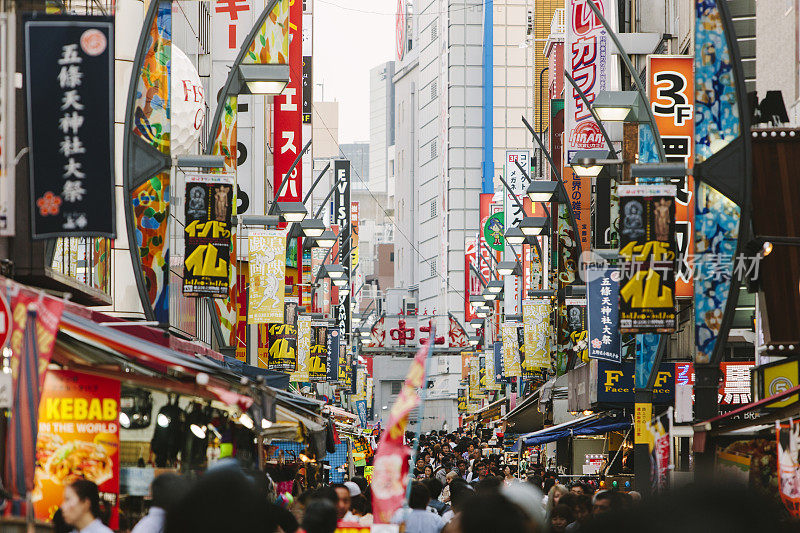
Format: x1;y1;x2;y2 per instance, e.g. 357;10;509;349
314;0;397;143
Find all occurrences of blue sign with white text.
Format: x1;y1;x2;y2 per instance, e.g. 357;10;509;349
587;267;622;363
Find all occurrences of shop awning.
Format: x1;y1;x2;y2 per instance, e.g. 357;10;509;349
219;356;290;390
518;410;630;447
503;388;545;434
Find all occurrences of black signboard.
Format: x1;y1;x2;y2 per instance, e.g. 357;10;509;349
266;323;297;372
618;184;677;333
566;298;588;367
327;327;340;382
182;174;233;297
333;160;351;338
25;16;115;239
309;325;328;382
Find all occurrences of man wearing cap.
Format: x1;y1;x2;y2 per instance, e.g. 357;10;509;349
332;483;359;523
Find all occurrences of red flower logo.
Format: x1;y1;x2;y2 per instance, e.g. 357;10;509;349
36;192;62;216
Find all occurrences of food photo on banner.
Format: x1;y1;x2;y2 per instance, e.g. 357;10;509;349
182;174;234;297
25;15;115;239
587;266;622;363
618;184;677;333
34;370;120;527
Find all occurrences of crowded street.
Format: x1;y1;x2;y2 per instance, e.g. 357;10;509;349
0;0;799;531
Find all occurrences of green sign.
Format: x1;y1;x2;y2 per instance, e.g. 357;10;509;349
484;212;504;251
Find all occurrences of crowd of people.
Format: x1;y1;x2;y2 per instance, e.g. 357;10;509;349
51;428;794;533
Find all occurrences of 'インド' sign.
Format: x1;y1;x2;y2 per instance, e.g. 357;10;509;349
25;16;115;239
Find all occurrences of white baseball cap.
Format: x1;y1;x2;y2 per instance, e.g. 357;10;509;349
344;481;361;497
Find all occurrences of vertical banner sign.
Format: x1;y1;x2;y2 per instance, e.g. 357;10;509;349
504;151;529;314
291;315;311;382
478;355;487;393
34;370;120;527
25;16;115;238
182;174;234;297
565;298;588;366
302;56;312;124
457;388;467;414
484;352;497;391
523;299;551;370
493;341;507;384
371;340;432;523
648;55;695;298
333;160;351;338
326;327;340;382
777;419;800;517
646;407;673;494
351;201;361;311
273;0;302;205
461;352;472;381
248;230;286;323
478;194;495;280
618;185;677;333
309;324;328;382
587;267;622;363
267;322;297;373
469;354;482;400
234;264;248;361
565;0;615;252
501;322;521;378
464;237;480;322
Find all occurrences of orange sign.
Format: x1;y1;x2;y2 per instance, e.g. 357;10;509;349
34;370;120;528
648;55;695;298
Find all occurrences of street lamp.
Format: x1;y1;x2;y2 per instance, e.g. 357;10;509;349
232;63;290;95
475;307;492;319
591;90;645;122
469;318;485;330
518;216;549;236
486;280;504;294
482;289;499;302
337;285;350;297
526;180;560;203
300;218;326;237
496;261;522;277
469;295;485;308
325;265;346;280
315;230;337;248
505;227;527;246
468;335;481;347
569;150;618;178
275;201;308;223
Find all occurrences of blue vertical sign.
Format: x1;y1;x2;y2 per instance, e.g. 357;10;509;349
355;399;367;428
587;267;621;363
326;327;340;382
493;341;508;383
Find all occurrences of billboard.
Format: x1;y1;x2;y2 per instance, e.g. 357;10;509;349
248;230;286;324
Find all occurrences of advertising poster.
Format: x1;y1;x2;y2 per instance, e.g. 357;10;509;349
494;340;509;384
501;322;521;378
290;315;311;382
646;407;673;493
266;322;297;373
34;370;120;526
618;184;677;333
309;325;328;382
248;230;285;324
566;298;588;366
648;55;695;298
351;201;361;311
778;420;800;517
523;299;551;370
469;354;482;400
464;237;480;322
478;193;497;280
461;352;472;381
587;267;622;363
326;327;340;382
234;264;248;362
182;174;234;297
504;150;529;314
457;388;468;414
337;345;349;386
484;349;501;391
25;17;115;239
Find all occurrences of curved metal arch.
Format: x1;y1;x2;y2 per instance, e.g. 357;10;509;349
122;0;171;322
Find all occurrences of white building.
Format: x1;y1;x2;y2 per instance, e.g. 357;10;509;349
369;62;396;196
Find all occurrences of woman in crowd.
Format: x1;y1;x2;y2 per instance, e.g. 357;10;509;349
60;480;114;533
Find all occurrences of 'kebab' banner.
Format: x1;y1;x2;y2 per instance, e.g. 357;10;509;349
522;299;551;370
372;331;433;523
501;322;521;378
183;174;234;297
618;185;677;333
309;325;328;382
290;315;311;382
326;327;340;382
587;267;622;363
34;370;120;527
248;230;285;324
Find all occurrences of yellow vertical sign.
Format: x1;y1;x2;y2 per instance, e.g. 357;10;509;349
290;315;311;381
502;322;522;377
248;230;285;323
523;299;551;370
634;402;652;444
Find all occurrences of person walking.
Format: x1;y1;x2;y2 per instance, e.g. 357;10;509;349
392;482;446;533
60;480;114;533
132;474;190;533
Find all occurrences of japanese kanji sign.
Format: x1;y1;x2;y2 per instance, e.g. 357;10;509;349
309;324;328;382
333;160;351;338
25;16;115;239
587;267;621;363
326;327;340;382
183;174;234;297
248;230;286;324
618;185;677;332
504;150;529;314
265;322;297;372
522;299;551;370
